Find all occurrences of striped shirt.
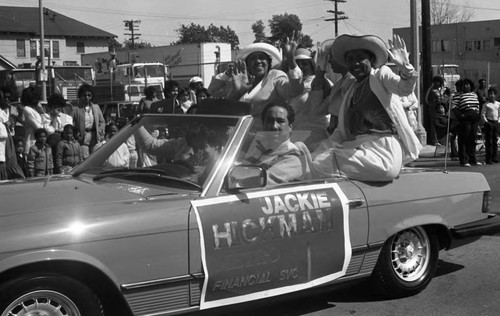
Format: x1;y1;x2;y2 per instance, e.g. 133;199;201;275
451;92;480;112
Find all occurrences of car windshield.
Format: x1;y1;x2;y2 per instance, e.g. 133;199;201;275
72;114;241;188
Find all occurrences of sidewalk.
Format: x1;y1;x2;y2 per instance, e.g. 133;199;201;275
411;144;488;169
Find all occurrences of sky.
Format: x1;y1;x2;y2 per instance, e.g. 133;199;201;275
2;0;500;48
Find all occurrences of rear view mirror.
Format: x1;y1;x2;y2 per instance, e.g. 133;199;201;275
227;165;266;190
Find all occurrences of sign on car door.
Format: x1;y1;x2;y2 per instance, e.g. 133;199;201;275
192;183;352;309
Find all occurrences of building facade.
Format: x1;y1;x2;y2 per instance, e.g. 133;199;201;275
0;6;115;70
394;19;500;88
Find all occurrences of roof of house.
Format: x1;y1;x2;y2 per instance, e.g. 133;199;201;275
0;54;17;70
0;6;116;38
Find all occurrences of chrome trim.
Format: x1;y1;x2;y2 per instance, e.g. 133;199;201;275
351;244;369;252
368;240;385;249
348;198;365;208
202;115;254;197
121;273;203;290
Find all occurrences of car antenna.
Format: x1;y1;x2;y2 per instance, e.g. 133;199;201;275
442;90;453;174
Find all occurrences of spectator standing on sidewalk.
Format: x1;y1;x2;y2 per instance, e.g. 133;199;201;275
19;86;44;154
27;128;53;177
55;124;83;174
71;84;105;159
480;87;500;164
150;80;182;114
452;78;481;167
476;79;488;113
425;76;450;146
138;86;158;113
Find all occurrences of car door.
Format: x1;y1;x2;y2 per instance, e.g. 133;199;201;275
187;116;368;309
190;178;368;309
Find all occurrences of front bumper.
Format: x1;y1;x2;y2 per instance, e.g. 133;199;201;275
448;214;500;249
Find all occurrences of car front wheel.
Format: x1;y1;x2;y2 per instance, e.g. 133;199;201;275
0;273;104;316
372;226;439;298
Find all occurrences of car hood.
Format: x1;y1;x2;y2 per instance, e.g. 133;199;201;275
0;175;175;215
0;175;197;253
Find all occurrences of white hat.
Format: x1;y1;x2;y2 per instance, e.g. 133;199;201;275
331;34;388;69
237;43;282;67
294;48;313;60
189;76;203;84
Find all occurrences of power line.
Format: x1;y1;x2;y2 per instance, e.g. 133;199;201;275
324;0;348;37
124;20;141;48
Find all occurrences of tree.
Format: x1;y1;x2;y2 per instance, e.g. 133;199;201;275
123;40;153;49
175;23;240;49
107;38;122;52
430;0;474;25
252;20;269;43
251;13;314;48
268;13;303;45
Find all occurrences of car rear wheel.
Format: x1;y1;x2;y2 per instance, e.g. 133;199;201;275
372;226;439;298
0;273;104;316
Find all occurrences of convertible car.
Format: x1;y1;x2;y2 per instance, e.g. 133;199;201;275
1;113;499;316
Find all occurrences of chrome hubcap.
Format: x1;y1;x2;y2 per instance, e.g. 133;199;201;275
391;227;430;282
2;290;81;316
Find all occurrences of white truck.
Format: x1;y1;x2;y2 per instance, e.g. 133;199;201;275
432;64;460;91
81;42;232;90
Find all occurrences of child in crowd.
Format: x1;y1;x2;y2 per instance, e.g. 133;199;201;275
27;128;53;177
480;87;500;164
96;122;130;168
55;124;83;174
13;137;29;178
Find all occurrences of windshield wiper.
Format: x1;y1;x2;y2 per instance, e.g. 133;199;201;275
92;168;202;191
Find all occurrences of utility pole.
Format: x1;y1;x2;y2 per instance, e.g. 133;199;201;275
422;0;433;145
411;0;426;145
124;20;141;49
39;0;47;101
324;0;348;37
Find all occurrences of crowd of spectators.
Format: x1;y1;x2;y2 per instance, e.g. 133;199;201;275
3;33;498;183
426;76;500;167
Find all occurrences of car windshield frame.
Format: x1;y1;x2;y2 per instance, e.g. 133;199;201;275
72;114;244;190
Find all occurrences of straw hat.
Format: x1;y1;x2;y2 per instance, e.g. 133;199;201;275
237;43;282;67
331;34;388;69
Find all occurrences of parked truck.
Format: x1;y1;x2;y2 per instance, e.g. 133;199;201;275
0;68;36;101
47;65;95;101
94;62;167;103
0;65;94;102
81;42;232;89
92;62;167;126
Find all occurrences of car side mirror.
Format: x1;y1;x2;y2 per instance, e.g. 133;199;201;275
227;165;266;190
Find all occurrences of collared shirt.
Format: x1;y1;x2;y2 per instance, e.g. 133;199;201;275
481;100;500;122
84;105;94;130
51;113;73;132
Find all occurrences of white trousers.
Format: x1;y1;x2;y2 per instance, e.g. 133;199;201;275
312;134;403;182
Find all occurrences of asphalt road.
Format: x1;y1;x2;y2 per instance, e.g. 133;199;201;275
191;149;500;316
203;235;500;316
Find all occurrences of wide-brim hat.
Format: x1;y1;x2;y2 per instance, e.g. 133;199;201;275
189;76;203;84
237;43;282;67
331;34;388;69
